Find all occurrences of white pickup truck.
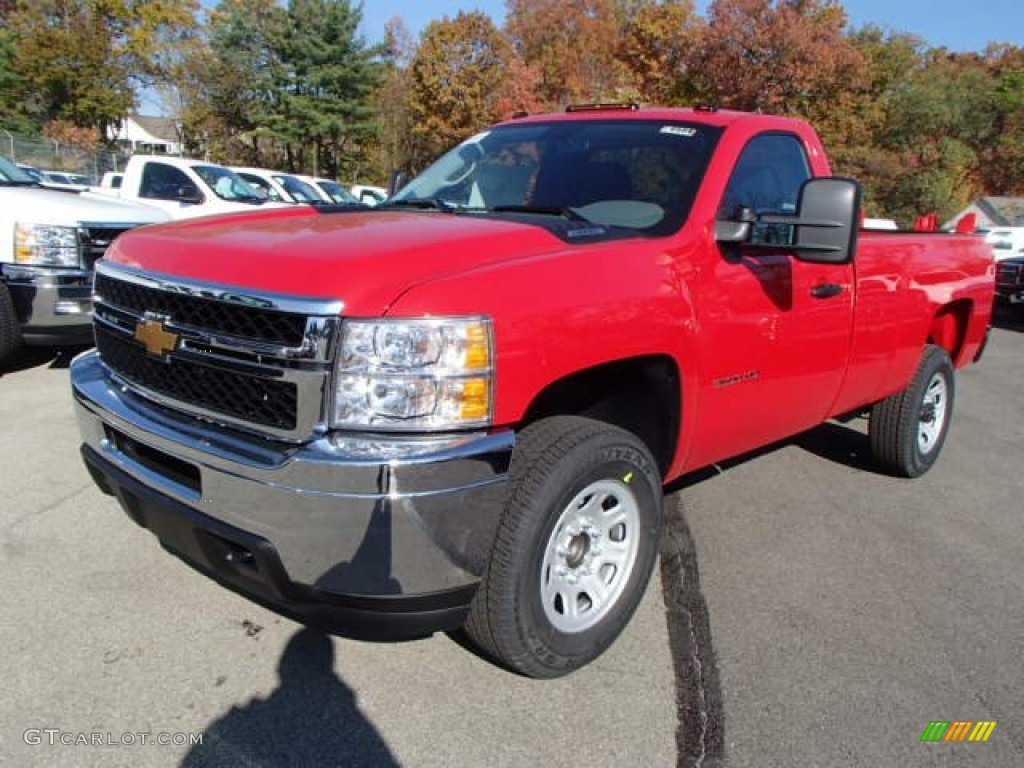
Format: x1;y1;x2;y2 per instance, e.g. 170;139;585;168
0;156;169;364
100;155;288;219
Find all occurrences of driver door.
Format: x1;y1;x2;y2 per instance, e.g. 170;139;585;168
692;132;855;466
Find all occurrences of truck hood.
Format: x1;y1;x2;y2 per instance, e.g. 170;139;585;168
104;207;579;315
0;186;170;224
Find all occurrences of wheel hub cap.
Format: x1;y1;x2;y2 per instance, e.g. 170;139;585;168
918;372;948;454
540;479;641;633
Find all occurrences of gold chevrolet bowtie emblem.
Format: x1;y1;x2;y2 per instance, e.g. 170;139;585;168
135;318;179;357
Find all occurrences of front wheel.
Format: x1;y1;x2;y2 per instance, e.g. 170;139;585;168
0;281;23;366
869;344;955;478
465;416;664;678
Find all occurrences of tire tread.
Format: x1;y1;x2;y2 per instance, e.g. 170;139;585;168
869;344;954;478
465;415;661;677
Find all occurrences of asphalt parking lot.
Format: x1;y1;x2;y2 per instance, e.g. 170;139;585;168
2;308;1022;767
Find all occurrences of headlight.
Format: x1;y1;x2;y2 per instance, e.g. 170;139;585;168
333;318;493;431
14;223;79;267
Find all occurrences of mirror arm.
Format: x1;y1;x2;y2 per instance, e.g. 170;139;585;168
758;214;844;228
714;220;752;244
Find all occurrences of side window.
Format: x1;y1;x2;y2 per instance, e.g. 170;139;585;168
238;173;275;200
719;133;811;219
140;163;197;201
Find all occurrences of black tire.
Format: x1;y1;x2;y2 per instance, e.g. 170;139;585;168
0;281;23;366
869;344;955;478
465;416;664;678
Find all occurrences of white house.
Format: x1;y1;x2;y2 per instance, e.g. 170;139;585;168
109;114;183;155
944;196;1024;231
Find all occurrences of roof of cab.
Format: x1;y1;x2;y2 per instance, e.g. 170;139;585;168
502;105;808;131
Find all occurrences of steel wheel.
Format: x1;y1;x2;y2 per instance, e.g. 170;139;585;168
870;344;955;478
917;373;949;455
464;416;664;678
540;479;641;633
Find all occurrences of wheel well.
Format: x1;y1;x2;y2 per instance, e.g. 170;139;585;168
928;300;971;363
521;356;681;476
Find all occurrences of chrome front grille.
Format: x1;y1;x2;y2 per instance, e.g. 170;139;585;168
94;272;308;346
996;261;1022;289
91;261;342;441
79;224;141;270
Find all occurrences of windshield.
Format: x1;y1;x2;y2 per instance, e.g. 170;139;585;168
0;156;36;185
273;174;322;204
316;180;360;204
194;165;265;202
392;120;723;235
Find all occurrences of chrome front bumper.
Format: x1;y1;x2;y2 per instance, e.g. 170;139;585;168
1;265;94;345
71;351;513;636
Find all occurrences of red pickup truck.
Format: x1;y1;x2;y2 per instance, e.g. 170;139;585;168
71;106;994;678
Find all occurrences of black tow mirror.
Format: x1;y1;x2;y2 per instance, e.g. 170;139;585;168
715;177;862;264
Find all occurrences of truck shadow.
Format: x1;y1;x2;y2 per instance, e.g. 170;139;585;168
181;627;399;768
0;344;90;376
674;419;872;491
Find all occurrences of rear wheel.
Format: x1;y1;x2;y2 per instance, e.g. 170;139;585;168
869;345;955;478
0;281;22;366
465;416;664;678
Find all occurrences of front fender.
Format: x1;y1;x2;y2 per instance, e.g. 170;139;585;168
385;235;701;479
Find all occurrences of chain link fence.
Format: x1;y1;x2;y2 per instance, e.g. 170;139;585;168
1;131;133;183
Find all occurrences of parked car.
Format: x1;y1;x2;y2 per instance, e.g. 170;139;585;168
0;155;169;364
984;227;1024;261
39;170;92;192
232;167;324;205
349;183;387;206
16;164;44;183
70;105;993;677
296;174;362;205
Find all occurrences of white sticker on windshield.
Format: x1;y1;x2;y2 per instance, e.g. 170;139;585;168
465;131;491;144
660;126;697;137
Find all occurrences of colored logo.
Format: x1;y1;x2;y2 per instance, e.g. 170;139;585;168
135;317;179;358
921;721;997;743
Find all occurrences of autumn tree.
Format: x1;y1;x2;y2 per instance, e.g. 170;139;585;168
695;0;866;118
493;55;547;119
976;45;1024;195
407;11;512;168
370;17;416;180
838;27;927;217
506;0;629;107
0;19;35;132
616;0;703;105
7;0;198;136
176;0;281;162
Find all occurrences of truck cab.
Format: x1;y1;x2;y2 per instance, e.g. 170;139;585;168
115;156;288;219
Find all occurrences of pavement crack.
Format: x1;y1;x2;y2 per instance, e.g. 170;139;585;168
5;482;94;532
660;495;725;768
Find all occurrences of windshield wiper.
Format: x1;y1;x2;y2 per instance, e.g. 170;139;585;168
489;205;593;223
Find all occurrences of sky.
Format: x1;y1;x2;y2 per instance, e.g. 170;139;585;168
357;0;1024;53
